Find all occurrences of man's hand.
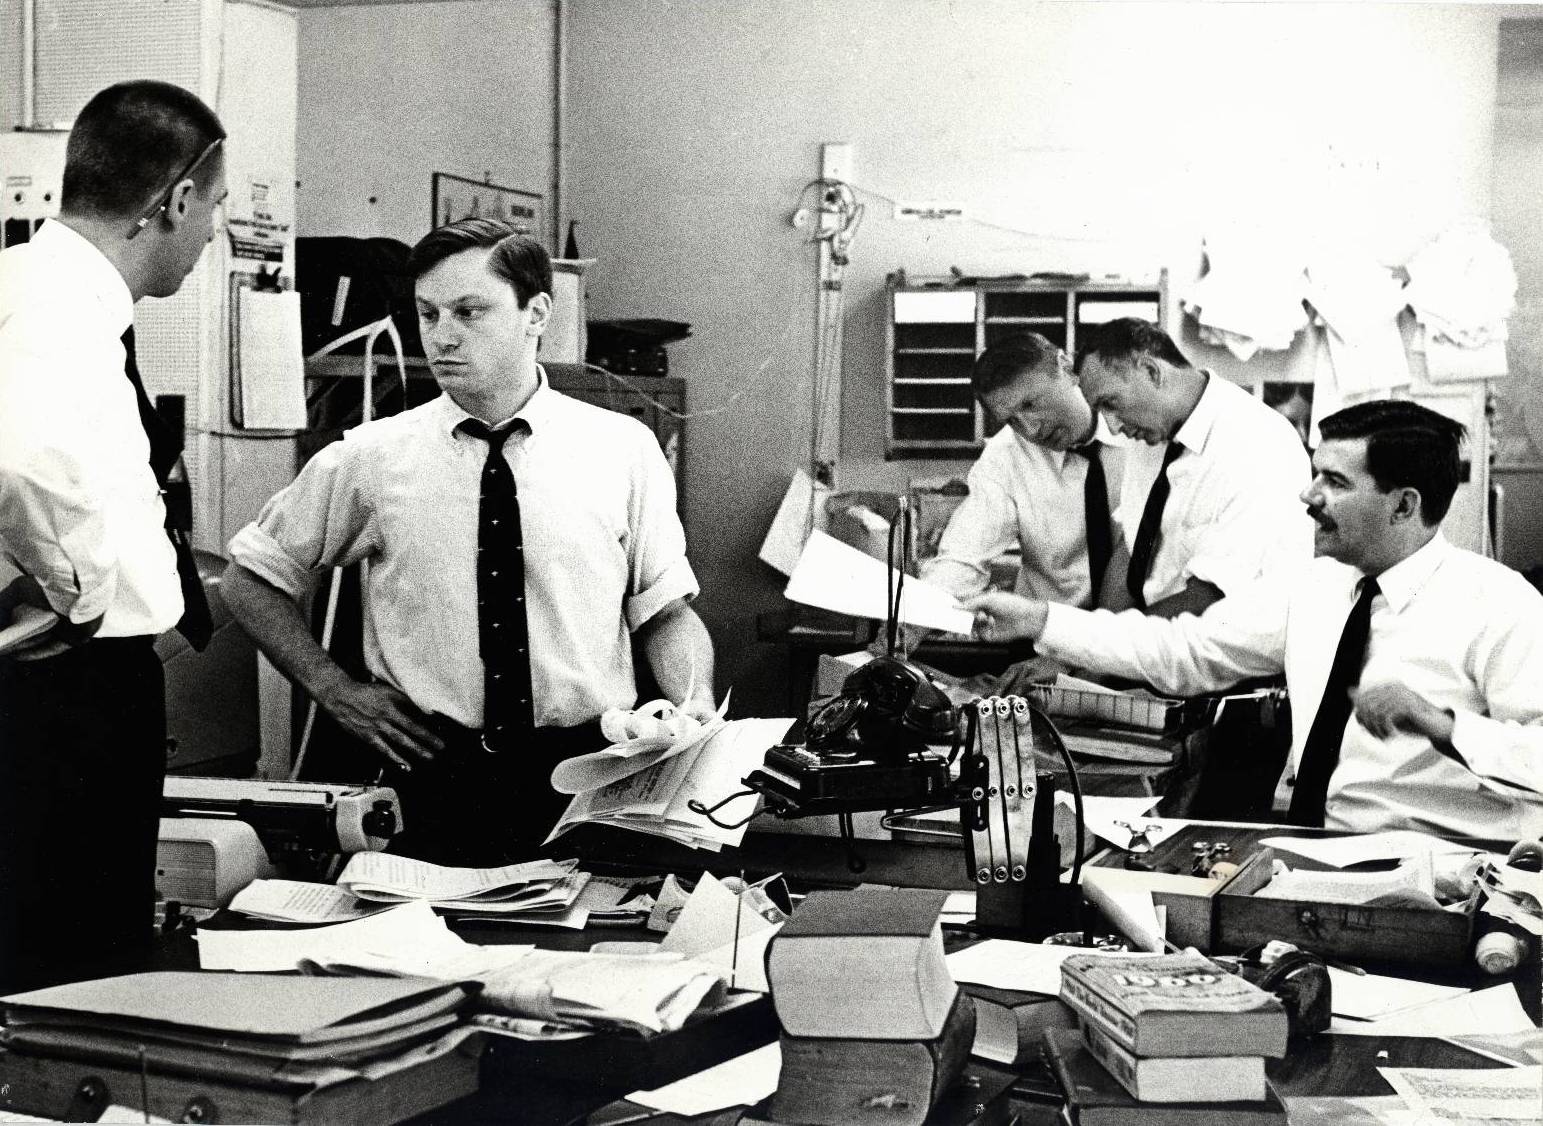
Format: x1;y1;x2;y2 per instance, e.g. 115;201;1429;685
960;592;1049;644
679;693;721;724
316;679;443;771
996;654;1073;696
1354;683;1456;745
0;574;99;660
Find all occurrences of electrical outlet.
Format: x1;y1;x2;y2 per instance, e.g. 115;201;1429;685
821;143;853;185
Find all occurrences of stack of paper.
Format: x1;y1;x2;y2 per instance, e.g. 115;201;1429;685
335;855;590;922
0;972;475;1084
547;717;794;851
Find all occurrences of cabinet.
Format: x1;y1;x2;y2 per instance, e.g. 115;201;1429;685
886;273;1168;458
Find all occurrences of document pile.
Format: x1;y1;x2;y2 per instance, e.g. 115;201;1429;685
0;972;481;1124
337;854;591;923
546;699;792;851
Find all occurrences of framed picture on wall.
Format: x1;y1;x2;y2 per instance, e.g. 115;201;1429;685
431;172;543;242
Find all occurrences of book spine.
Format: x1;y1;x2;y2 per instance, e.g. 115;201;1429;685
1060;976;1140;1054
1079;1021;1142;1099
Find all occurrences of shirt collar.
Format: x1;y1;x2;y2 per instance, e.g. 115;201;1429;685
1171;369;1219;455
439;363;557;439
35;219;134;336
1370;532;1452;613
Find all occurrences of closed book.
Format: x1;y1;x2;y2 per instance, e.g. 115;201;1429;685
766;884;956;1040
1043;1028;1285;1126
1078;1020;1265;1103
1058;951;1286;1059
959;984;1075;1067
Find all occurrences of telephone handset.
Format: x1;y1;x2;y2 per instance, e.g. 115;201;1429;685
806;655;955;759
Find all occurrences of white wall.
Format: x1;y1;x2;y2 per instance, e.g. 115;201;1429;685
295;0;554;245
565;0;1508;713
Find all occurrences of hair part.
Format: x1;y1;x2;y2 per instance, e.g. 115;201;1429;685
972;331;1060;397
61;80;225;220
408;219;551;308
1074;317;1190;373
1317;399;1467;524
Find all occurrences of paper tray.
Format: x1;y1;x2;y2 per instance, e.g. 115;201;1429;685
1027;684;1189;735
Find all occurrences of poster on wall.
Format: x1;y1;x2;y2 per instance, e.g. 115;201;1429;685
432;172;543;240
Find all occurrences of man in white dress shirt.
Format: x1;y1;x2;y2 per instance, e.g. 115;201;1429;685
224;219;716;864
1077;318;1312;618
965;400;1543;838
0;81;227;991
921;333;1125;688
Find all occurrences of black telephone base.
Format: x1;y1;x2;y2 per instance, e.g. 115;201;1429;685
745;744;952;817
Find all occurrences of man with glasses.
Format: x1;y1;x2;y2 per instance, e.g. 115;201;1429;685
919;333;1126;690
0;80;228;992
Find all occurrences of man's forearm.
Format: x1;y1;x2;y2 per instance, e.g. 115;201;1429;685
638;601;716;711
221;563;350;703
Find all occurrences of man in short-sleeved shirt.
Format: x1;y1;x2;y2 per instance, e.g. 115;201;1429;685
225;220;715;863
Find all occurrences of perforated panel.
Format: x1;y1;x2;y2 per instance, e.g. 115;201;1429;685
30;0;203;123
0;2;23;128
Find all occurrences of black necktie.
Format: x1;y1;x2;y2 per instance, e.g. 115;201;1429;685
1070;444;1113;609
1288;577;1381;827
1126;441;1184;610
460;418;534;752
121;327;213;650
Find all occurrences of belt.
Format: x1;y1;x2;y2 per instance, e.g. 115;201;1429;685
426;714;604;757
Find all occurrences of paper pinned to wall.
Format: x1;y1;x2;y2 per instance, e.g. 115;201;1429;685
236;287;306;430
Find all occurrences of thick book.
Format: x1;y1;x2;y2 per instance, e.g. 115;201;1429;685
1058;951;1287;1059
1079;1019;1265;1103
959;983;1076;1067
765;884;956;1040
1043;1028;1285;1126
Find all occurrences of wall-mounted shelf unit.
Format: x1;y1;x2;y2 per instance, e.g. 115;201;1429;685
886;271;1168;459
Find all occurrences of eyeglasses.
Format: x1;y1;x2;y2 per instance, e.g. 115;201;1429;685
125;136;224;241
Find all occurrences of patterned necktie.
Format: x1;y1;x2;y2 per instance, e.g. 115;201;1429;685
1069;443;1112;609
121;327;213;650
459;418;534;752
1126;440;1184;611
1288;577;1381;827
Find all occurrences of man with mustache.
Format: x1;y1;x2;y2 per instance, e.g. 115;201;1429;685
1077;318;1312;618
965;400;1543;836
224;219;715;863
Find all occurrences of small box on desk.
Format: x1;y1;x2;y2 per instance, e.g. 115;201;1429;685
1089;824;1482;970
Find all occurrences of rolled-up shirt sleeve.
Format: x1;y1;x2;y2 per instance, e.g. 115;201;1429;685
1447;592;1543;800
623;436;698;631
1040;577;1288;697
227;437;380;599
921;471;1016;602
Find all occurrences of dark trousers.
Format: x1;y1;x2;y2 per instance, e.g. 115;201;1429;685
0;638;166;994
383;719;606;867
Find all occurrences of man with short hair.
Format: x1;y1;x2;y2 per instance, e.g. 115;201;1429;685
1077;318;1312;618
224;218;716;865
923;332;1124;612
0;79;228;992
966;400;1543;838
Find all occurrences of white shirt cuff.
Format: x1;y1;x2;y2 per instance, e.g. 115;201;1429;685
626;558;700;632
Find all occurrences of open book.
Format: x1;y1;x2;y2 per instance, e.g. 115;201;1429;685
547;717;794;851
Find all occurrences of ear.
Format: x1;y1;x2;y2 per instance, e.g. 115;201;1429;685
524;291;553;336
1389;486;1422;525
162;178;198;230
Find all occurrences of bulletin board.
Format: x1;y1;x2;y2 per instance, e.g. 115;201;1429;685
431;173;543;239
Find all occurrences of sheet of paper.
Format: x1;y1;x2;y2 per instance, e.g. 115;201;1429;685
1379;1065;1543;1121
236;287;306;430
337;853;574;901
946;939;1082;995
1258;831;1476;868
1067;793;1168;851
759;469;828;576
1328;983;1534;1038
1443;1028;1543;1068
1256;855;1435;907
197;900;471;973
629;1041;781;1116
228;879;387;924
1080;868;1167;952
941;890;977;921
784;530;972;635
1327;967;1468;1021
657;871;780;992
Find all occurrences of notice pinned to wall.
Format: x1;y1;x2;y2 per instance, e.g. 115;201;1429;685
233;287;307;431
